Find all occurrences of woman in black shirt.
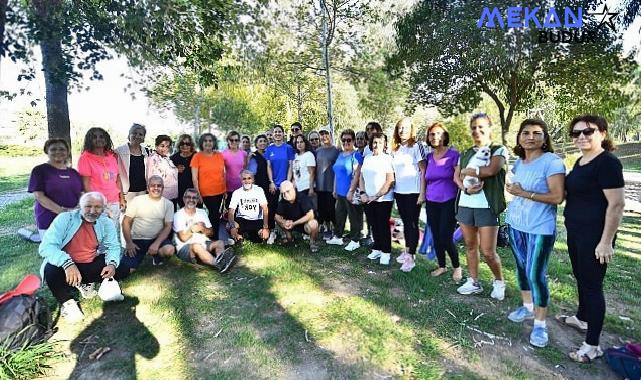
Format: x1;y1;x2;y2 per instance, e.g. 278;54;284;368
563;115;625;363
170;134;196;208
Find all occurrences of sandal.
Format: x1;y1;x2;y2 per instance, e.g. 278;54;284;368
569;343;603;363
555;315;588;331
431;267;447;277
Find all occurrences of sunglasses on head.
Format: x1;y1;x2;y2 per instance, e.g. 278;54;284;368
569;127;597;138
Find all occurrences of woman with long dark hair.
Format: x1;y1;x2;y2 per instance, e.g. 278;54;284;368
170;134;196;208
191;133;226;239
115;123;150;204
146;134;179;203
292;134;316;199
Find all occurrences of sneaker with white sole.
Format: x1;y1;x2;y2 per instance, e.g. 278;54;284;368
76;283;97;299
367;250;382;260
457;278;483;295
267;231;276;245
326;236;344;245
379;252;391;265
396;252;408;264
400;255;415;272
344;240;360;251
490;280;506;300
508;306;535;322
61;299;84;322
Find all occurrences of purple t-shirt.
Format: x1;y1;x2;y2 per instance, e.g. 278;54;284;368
425;148;460;203
28;163;83;229
222;149;248;192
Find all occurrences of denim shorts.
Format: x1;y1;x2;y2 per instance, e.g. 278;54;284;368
120;238;173;269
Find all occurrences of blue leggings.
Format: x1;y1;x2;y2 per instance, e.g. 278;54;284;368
508;226;556;308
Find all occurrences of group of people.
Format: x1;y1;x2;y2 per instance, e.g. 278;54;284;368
29;113;625;363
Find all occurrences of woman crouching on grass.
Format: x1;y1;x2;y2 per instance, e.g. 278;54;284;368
504;119;565;348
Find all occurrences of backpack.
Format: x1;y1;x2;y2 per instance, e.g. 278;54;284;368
606;343;641;380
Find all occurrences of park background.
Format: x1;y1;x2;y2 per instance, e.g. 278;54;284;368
1;0;641;379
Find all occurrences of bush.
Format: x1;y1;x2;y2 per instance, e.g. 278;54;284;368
0;145;42;157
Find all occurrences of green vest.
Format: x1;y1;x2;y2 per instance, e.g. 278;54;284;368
455;144;507;216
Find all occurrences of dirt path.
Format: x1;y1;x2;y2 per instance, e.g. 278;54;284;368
0;189;29;208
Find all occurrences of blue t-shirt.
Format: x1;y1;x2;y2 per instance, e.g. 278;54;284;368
506;152;565;235
332;151;364;197
265;143;295;187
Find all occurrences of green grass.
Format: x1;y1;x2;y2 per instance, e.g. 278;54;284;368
0;156;34;193
614;142;641;172
0;342;62;380
1;198;640;379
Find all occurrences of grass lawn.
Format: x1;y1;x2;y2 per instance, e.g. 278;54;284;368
1;198;639;379
0;157;35;193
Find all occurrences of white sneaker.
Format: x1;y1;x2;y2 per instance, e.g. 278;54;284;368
379;253;391;265
326;236;344;245
367;250;382;260
396;252;408;264
457;278;483;295
76;283;97;299
491;280;506;301
344;240;360;251
61;299;84;322
267;231;276;245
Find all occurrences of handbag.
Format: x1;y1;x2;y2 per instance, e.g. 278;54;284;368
98;278;124;302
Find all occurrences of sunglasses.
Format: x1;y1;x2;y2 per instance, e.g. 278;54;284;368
310;138;319;141
569;127;597;138
291;127;301;132
341;138;353;143
179;141;192;146
229;139;239;143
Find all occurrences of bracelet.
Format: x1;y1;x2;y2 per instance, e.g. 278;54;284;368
530;192;536;200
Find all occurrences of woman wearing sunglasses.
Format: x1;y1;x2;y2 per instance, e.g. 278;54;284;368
115;123;150;203
222;130;249;207
170;134;196;208
563;115;625;363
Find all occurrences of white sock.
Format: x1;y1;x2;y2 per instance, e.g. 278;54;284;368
494;279;505;285
533;319;546;328
523;303;534;312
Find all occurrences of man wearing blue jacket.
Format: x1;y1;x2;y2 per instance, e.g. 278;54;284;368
39;191;129;322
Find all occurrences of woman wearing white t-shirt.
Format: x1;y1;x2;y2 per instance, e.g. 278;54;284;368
391;117;426;272
292;135;316;200
359;133;395;265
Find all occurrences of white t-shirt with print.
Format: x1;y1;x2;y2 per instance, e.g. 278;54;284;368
458;146;509;209
229;185;268;220
293;151;316;191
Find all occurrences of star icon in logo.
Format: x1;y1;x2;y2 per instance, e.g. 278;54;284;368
588;4;619;32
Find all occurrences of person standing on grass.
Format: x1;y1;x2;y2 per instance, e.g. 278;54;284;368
359;133;395;265
222;130;249;208
227;170;270;243
453;113;507;300
170;134;196;209
39;192;130;322
504;119;565;348
115;123;151;204
77;128;125;233
327;129;364;252
191;133;226;240
29;138;83;240
121;176;176;270
424;123;462;282
265;124;296;244
173;188;236;273
292;134;316;200
354;130;371;244
314;127;340;239
563;115;625;363
275;181;320;253
390;117;426;273
146;135;179;204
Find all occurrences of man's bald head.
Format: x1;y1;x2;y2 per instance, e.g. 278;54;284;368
280;180;296;202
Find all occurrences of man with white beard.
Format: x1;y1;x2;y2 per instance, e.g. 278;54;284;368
173;188;236;272
39;191;130;322
227;170;270;243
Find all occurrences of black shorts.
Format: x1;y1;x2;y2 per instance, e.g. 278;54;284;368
236;217;263;234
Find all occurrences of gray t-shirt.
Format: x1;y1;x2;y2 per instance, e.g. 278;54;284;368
315;146;339;192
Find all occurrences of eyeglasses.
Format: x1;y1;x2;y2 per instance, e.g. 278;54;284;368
184;195;199;200
341;138;353;143
310;138;319;141
319;131;330;135
291;127;301;132
179;141;192;146
229;139;239;143
569;127;597;138
241;177;253;181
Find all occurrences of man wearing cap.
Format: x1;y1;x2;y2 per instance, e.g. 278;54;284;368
275;180;320;253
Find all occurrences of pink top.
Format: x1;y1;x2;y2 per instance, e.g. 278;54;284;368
77;150;120;202
146;152;179;200
222;149;247;192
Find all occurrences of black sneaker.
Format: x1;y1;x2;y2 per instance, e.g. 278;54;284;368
215;248;235;272
219;254;236;273
152;255;165;266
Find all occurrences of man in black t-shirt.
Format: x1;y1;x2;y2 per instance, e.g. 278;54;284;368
275;181;319;253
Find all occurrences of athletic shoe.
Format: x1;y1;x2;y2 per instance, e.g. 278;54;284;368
310;241;320;253
508;306;535;323
61;299;84;322
152;256;165;266
367;250;382;260
219;254;236;274
400;255;415;272
76;283;97;299
344;240;360;252
323;231;333;241
379;253;391;265
267;231;276;245
529;326;549;348
362;237;374;247
490;280;506;301
396;251;408;264
326;236;344;245
216;248;236;273
457;278;483;295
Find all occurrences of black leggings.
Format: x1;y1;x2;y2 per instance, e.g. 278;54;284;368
426;199;459;268
395;193;421;255
44;256;130;304
203;194;224;240
566;222;610;346
317;191;336;225
364;201;393;253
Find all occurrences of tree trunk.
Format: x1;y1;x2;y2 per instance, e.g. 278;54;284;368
0;0;7;61
321;0;334;139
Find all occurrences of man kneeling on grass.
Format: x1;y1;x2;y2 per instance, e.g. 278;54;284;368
174;188;235;272
275;180;320;253
39;192;129;322
122;175;175;270
227;170;270;244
